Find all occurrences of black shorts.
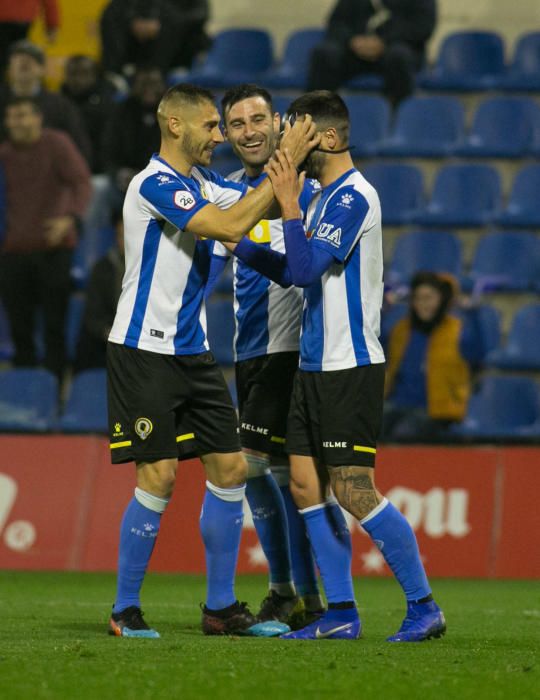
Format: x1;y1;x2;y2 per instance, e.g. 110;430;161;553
286;363;385;467
107;342;241;464
235;351;299;456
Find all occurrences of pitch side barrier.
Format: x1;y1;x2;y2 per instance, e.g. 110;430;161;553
0;436;537;578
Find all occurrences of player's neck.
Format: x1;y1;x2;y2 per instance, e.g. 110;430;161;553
158;146;192;177
319;152;355;188
243;163;264;179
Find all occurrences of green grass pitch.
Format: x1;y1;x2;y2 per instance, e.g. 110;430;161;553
0;572;537;700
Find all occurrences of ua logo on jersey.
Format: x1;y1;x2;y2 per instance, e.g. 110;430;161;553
315;222;342;247
174;190;196;209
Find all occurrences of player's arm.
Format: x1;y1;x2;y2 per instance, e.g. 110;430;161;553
186;116;320;242
265;150;335;286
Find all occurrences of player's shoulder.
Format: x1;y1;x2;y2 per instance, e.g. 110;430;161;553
328;169;379;211
192;165;247;193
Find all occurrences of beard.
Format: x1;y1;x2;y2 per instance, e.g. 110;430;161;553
302;149;325;180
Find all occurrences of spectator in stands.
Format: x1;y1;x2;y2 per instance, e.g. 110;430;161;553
74;211;124;373
0;40;92;163
0;0;59;74
102;66;164;197
381;272;483;442
307;0;437;106
61;55;117;174
100;0;210;85
0;96;92;380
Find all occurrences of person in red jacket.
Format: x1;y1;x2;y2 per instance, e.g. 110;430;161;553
0;95;91;381
0;0;59;73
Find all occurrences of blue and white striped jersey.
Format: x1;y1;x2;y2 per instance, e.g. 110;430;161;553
300;168;385;371
108;155;247;355
214;170;320;362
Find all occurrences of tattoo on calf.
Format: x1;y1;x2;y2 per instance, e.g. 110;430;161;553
331;466;379;520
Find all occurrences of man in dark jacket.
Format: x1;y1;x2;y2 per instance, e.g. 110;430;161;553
307;0;436;105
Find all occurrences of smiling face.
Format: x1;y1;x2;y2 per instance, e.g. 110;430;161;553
411;283;443;323
178;99;224;168
224;96;280;175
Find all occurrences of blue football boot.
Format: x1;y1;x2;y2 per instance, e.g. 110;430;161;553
109;606;160;638
387;600;446;642
280;610;361;640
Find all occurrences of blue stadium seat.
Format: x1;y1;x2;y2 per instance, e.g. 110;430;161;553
386;230;462;288
363;163;424;225
188;29;274;88
377;96;464;157
379;302;408;349
262;29;324;89
65;293;86;362
464;304;501;360
211;153;242;177
455;97;540;158
485;305;540;371
467;231;540;293
205;298;235;366
0;301;13;361
420;31;505;91
451;375;540;439
60;369;108;433
496;165;540;228
0;368;58;431
499;32;540;92
344;74;384;91
344;95;390;157
412;164;501;227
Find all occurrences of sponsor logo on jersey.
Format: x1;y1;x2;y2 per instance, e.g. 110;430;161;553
150;328;164;339
174;190;196;209
339;192;354;207
113;422;124;438
315;223;342;247
241;422;269;436
135;417;153;440
323;441;348;448
157;174;173;185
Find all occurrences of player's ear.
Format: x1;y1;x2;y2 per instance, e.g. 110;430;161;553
323;127;338;150
272;111;280;135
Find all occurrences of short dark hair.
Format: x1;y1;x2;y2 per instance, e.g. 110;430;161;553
160;83;215;111
221;84;273;118
9;39;45;65
5;95;42;114
287;90;349;143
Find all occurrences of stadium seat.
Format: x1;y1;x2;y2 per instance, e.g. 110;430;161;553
386;230;462;288
71;224;115;288
344;73;384;91
65;293;86;362
467;231;540;293
211;153;243;177
498;32;540;92
262;28;324;89
188;29;274;88
451;375;540;439
420;31;506;91
60;369;108;433
377;96;464;157
0;301;13;361
485;304;540;371
379;302;408;349
455;97;540;158
344;95;390;157
205;298;235;366
270;94;301;119
363;163;424;225
412;164;501;228
496;165;540;228
0;368;58;431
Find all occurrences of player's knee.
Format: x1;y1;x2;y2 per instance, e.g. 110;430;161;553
136;460;177;499
289;473;319;510
330;466;379;521
210;452;248;488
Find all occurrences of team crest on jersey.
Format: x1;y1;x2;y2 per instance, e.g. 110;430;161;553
174;190;196;209
315;222;342;247
135;417;153;440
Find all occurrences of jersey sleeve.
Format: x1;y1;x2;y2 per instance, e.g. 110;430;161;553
310;186;370;263
139;174;209;231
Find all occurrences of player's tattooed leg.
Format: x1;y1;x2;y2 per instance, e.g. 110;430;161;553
330;466;380;521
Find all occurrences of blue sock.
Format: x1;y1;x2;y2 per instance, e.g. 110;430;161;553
113;488;168;614
360;499;431;601
200;480;245;611
301;502;355;605
246;471;293;588
280;485;320;596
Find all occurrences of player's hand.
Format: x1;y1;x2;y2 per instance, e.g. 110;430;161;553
279;114;320;169
43;216;75;247
264;149;304;219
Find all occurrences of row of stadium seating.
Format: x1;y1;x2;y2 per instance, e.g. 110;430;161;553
213;94;540;160
1;367;538;440
167;29;540;93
